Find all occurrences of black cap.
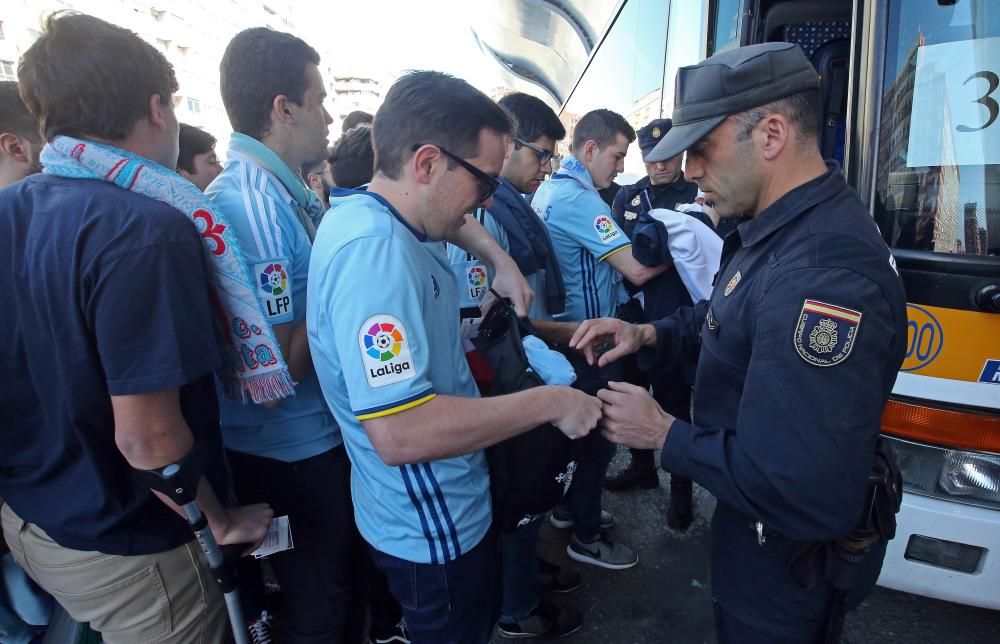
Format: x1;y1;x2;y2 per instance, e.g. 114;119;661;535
636;118;672;161
646;42;820;163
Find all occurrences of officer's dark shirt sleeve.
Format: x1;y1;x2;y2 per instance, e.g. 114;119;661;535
610;187;627;229
87;225;221;396
660;267;896;541
636;299;709;373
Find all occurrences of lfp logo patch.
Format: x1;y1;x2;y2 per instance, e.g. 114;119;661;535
255;260;292;319
593;215;622;244
467;265;488;300
359;315;415;387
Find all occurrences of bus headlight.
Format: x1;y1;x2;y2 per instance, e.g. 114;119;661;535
888;437;1000;511
938;450;1000;504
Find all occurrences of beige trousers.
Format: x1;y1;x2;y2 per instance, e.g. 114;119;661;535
1;504;226;643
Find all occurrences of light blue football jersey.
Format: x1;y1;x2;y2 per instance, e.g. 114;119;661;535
532;155;630;322
307;188;492;564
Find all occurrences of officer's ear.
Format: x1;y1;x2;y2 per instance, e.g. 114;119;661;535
759;113;791;161
504;136;515;161
582;139;600;163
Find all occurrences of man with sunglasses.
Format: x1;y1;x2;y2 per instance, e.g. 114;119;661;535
447;92;583;640
307;72;602;644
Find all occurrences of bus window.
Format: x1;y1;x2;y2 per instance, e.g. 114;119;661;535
709;0;744;55
873;0;1000;257
559;0;670;183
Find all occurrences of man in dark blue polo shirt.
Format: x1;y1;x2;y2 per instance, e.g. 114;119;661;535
0;14;271;643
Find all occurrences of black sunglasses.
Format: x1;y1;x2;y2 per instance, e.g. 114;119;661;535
512;137;554;166
412;143;501;203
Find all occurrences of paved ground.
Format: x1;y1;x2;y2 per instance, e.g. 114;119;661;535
491;449;1000;643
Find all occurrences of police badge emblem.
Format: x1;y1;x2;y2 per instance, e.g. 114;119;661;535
794;299;862;367
624;210;637;220
630;195;641;207
723;270;741;296
652;127;661;138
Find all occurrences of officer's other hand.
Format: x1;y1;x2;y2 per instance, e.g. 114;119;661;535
214;503;275;556
570;318;645;367
492;256;535;316
598;381;675;450
549;387;601;439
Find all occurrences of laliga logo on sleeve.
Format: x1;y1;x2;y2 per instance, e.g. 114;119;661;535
593;215;622;244
359;315;416;387
467;265;488;300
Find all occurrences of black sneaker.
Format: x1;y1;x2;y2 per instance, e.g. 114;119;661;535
537;558;581;594
370;619;410;644
247;611;275;644
497;600;583;639
549;505;615;530
604;465;659;492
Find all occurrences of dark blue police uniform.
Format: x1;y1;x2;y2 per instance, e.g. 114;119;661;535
642;165;907;640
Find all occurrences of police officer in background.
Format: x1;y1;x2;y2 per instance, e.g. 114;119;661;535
604;118;707;530
570;43;907;642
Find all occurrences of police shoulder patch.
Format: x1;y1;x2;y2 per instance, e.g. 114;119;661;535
793;299;863;367
359;314;416;387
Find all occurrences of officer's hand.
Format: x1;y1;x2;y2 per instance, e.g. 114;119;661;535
598;381;675;450
570;318;651;367
213;503;275;556
491;255;534;317
549;387;601;439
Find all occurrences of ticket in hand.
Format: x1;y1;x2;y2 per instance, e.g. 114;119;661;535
251;515;294;559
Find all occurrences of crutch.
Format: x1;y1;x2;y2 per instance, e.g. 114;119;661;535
135;457;250;644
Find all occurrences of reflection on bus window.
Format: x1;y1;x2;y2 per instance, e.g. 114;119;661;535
710;0;743;55
559;0;669;183
874;0;1000;257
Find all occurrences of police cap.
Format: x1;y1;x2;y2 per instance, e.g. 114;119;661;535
636;118;672;161
646;42;820;163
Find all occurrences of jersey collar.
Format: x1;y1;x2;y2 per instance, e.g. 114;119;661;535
330;187;427;242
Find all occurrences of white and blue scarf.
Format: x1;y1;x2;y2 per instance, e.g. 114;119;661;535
42;135;294;404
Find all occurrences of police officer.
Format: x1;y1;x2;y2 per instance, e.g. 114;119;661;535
570;43;907;642
604;119;707;530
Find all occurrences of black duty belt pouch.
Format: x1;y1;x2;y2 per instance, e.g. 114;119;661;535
472;299;575;532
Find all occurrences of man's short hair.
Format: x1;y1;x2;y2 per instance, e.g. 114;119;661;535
373;71;512;180
220;28;320;141
329;125;374;189
341;110;373;133
732;88;822;146
18;13;178;142
498;93;565;142
571;109;635;152
0;82;38;141
176;123;216;173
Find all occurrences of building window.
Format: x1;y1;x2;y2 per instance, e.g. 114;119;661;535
186;98;202;113
0;20;6;40
0;60;15;81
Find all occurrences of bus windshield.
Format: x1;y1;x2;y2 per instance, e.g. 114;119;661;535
873;0;1000;258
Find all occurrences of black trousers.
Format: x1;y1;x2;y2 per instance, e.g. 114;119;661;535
228;446;370;644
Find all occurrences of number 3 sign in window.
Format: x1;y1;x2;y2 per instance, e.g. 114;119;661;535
907;37;1000;167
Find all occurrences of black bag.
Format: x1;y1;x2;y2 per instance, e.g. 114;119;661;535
472;299;575;532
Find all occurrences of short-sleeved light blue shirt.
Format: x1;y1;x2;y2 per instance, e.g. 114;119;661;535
307;188;492;564
532;156;631;322
446;208;551;321
206;151;341;462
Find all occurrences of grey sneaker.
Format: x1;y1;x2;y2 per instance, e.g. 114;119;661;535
566;532;638;570
548;505;615;530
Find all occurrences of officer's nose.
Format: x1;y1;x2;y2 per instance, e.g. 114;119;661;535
683;152;701;183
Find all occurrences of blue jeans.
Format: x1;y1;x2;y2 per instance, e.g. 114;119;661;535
564;355;622;541
499;519;544;621
371;532;500;644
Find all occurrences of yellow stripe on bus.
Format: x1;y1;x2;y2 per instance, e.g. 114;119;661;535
902;303;1000;383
